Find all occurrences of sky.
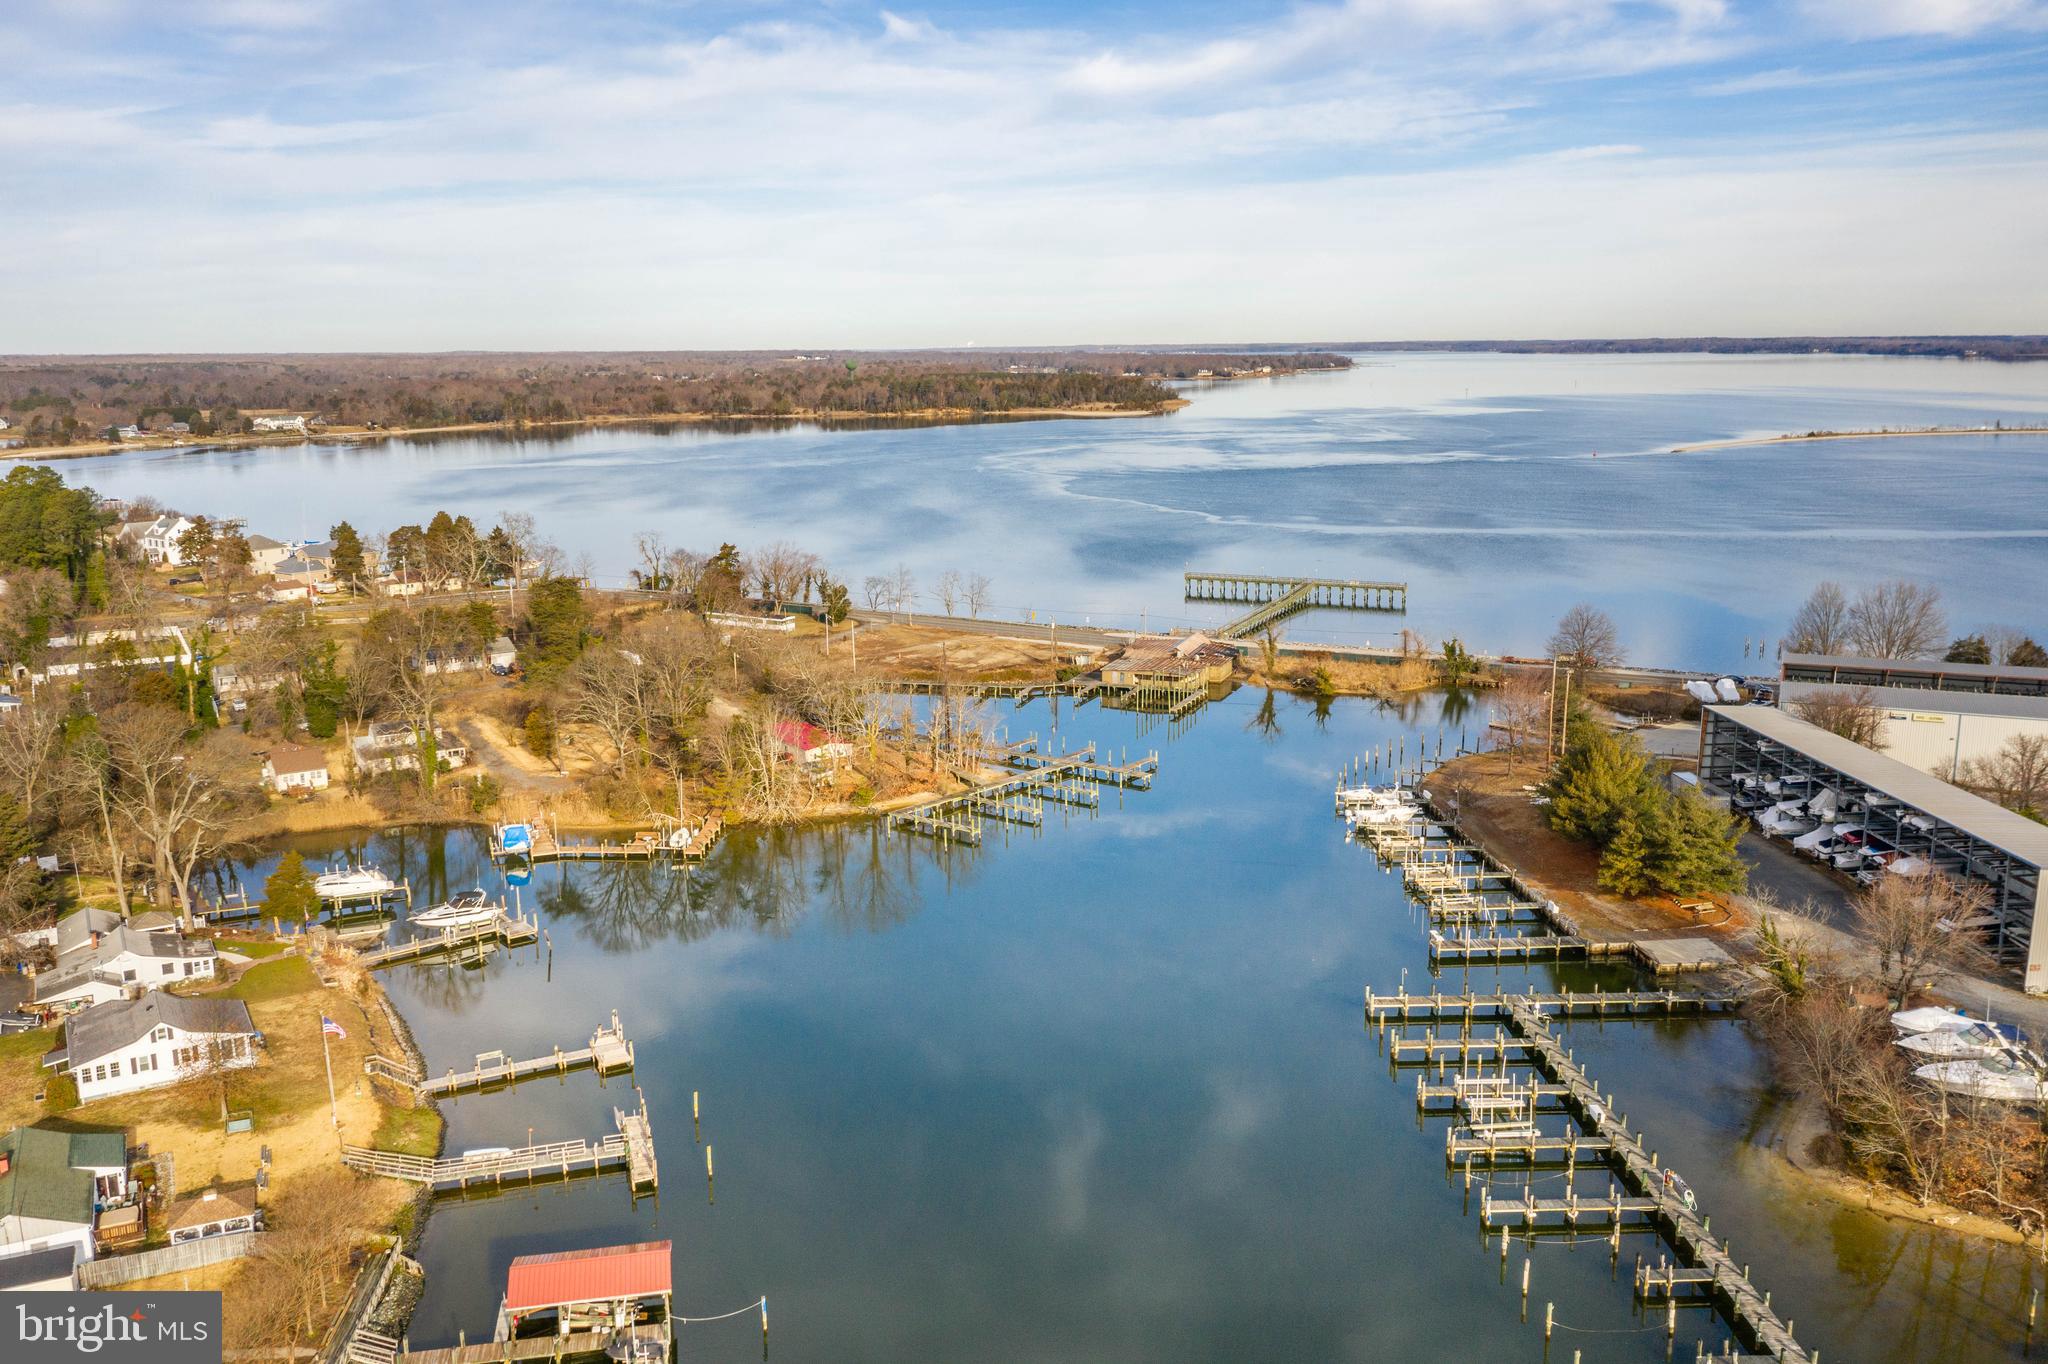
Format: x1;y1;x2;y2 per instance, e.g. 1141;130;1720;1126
3;0;2046;351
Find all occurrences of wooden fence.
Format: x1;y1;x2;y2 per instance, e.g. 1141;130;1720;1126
77;1230;264;1287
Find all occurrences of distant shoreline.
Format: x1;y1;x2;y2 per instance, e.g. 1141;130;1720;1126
2;398;1193;462
1670;425;2048;454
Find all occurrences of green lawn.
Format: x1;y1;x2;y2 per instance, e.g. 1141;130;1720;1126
218;938;292;959
224;955;319;1002
373;1103;443;1158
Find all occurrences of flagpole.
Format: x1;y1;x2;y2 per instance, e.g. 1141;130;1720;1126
321;1022;339;1132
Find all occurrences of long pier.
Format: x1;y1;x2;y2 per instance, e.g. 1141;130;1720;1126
354;911;539;969
1367;987;1740;1024
492;813;722;864
396;1325;670;1364
341;1096;657;1194
377;1013;636;1099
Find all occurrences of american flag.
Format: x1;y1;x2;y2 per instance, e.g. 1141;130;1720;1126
321;1016;347;1039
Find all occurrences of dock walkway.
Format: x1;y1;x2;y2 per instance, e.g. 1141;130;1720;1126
396;1325;670;1364
355;912;538;969
341;1096;658;1195
380;1013;636;1099
885;738;1159;845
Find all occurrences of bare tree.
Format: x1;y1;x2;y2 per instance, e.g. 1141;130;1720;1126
566;645;652;772
753;542;817;606
103;707;253;923
1958;733;2048;817
963;573;992;618
861;575;890;611
1788;685;1885;748
1853;871;1994;1006
1491;670;1551;762
0;691;64;816
1547;603;1622;673
1979;623;2034;667
933;570;962;616
62;733;129;910
354;606;476;784
1848;580;1946;659
1784;581;1851;655
250;1170;379;1345
888;564;917;620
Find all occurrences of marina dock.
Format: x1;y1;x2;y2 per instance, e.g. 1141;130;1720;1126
1183;571;1407;639
1367;987;1740;1025
341;1095;658;1195
395;1325;671;1364
354;910;539;969
491;812;722;863
885;737;1159;846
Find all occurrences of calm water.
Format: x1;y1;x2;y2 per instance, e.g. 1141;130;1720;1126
61;352;2048;669
229;693;2040;1362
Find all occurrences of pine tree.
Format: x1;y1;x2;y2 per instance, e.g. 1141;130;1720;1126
1597;808;1656;898
263;851;321;921
1544;723;1654;846
328;521;366;593
1647;788;1748;897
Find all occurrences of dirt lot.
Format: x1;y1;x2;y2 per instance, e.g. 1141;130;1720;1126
839;622;1086;680
1429;748;1746;945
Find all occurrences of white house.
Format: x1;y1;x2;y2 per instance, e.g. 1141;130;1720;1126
488;636;517;674
0;1125;131;1268
261;741;330;794
135;513;197;567
250;415;308;433
351;722;469;775
30;914;218;1011
54;991;259;1103
773;720;854;766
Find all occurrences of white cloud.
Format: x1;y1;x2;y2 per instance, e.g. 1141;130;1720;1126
1800;0;2048;37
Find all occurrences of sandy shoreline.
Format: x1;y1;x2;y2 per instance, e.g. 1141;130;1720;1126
2;398;1191;462
1671;425;2048;453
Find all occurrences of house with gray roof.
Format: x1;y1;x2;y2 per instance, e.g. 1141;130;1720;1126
30;920;217;1011
51;991;257;1103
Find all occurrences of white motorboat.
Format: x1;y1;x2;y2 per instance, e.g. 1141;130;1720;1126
1337;783;1412;810
410;889;500;930
1897;1023;2014;1060
1914;1054;2048;1103
1348;802;1423;828
314;863;397;901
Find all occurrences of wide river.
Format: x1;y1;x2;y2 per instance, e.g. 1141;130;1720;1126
233;691;2038;1363
58;351;2048;668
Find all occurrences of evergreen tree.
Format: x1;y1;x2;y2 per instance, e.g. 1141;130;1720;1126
1544;723;1655;846
301;640;346;739
1944;634;1991;665
524;576;587;682
1597;807;1656;898
819;579;851;625
263;851;321;921
1647;788;1748;897
328;521;366;592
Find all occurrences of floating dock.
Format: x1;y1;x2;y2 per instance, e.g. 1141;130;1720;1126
492;813;722;863
885;738;1158;846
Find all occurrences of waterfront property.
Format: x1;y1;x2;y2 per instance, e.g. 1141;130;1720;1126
1779;651;2048;775
261;740;332;794
49;990;259;1102
497;1239;673;1343
353;721;471;776
28;911;218;1011
1700;703;2048;988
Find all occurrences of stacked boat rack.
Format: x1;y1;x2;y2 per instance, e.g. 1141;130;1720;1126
1343;779;1814;1363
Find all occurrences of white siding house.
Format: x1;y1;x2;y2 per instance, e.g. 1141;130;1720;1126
0;1126;130;1269
55;992;258;1103
136;514;196;567
30;922;218;1011
261;742;331;793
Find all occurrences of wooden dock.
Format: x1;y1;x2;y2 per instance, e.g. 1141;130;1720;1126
397;1324;670;1364
1367;988;1740;1025
341;1095;657;1195
492;813;722;863
355;911;539;969
885;738;1157;845
1183;571;1407;638
389;1013;635;1099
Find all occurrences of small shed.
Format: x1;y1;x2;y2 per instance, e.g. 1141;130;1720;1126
164;1180;261;1244
500;1239;673;1337
488;636;517;674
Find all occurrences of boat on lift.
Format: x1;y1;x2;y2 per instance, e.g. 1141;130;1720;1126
410;889;500;931
313;863;397;901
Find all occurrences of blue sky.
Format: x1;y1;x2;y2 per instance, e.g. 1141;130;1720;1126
3;0;2045;350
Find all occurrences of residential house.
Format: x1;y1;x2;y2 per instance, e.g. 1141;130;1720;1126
52;991;259;1104
419;646;485;676
30;911;217;1012
773;720;854;766
134;513;197;567
249;415;307;433
0;1246;79;1290
0;416;11;431
0;693;21;723
113;425;142;440
0;1124;131;1268
262;582;312;604
260;742;330;794
351;721;470;776
163;1181;262;1245
245;534;294;574
271;552;331;593
378;577;426;597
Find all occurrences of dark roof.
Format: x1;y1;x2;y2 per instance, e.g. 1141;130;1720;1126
0;1246;79;1288
0;1126;104;1225
64;991;256;1069
1782;651;2048;684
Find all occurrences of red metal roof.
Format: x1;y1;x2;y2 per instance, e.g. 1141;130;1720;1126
503;1241;672;1313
